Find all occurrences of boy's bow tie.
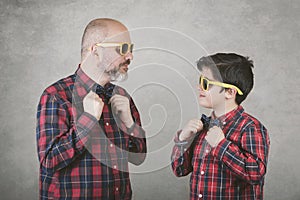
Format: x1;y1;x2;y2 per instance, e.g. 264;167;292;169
200;114;223;130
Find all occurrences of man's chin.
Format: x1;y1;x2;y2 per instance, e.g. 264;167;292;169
110;71;128;82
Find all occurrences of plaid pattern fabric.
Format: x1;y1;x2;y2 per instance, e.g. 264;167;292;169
171;106;270;200
36;67;146;199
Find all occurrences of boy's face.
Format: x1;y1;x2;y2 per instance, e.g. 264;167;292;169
198;67;226;110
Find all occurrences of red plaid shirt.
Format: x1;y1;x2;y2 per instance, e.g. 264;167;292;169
36;67;146;199
171;106;270;200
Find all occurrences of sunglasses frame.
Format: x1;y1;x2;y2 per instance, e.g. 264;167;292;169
199;75;243;95
94;42;134;55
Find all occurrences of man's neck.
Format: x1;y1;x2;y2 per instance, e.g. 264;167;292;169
80;57;110;87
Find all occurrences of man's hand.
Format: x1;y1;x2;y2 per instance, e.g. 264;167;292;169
179;119;203;141
83;91;104;120
109;94;134;128
205;126;225;148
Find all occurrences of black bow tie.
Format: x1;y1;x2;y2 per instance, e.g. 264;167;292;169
94;84;114;100
200;114;223;130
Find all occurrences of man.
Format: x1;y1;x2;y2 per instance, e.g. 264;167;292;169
36;18;147;200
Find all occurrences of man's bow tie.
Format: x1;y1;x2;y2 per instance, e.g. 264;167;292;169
94;84;114;100
200;114;223;130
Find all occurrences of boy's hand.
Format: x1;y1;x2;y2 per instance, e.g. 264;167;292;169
205;126;225;148
179;119;203;141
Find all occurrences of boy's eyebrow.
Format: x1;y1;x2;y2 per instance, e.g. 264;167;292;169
201;75;213;81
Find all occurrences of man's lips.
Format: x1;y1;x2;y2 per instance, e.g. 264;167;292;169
122;65;128;72
119;59;130;72
119;64;128;72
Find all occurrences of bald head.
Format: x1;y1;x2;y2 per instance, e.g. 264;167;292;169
81;18;128;61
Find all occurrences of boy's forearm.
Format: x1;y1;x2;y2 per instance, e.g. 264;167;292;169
171;145;193;177
171;130;194;177
211;127;269;184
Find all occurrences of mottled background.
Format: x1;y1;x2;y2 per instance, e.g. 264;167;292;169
0;0;299;199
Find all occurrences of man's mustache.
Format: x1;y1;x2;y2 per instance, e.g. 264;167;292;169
106;59;131;75
120;59;130;66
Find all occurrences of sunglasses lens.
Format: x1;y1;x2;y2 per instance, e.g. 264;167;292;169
130;44;134;53
204;79;209;90
121;43;129;55
201;77;209;90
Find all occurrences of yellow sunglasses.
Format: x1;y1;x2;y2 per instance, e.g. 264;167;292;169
199;75;243;95
95;42;134;56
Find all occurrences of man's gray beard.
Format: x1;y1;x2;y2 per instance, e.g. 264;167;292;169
106;67;128;82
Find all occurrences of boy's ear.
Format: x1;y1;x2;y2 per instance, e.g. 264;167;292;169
225;88;237;100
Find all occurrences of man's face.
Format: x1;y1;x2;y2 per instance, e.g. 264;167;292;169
198;67;225;110
99;31;133;82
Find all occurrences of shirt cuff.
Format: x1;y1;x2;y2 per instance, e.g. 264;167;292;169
173;130;193;158
126;122;145;139
174;130;194;147
75;112;100;146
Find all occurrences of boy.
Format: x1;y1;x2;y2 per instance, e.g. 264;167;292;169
171;53;270;199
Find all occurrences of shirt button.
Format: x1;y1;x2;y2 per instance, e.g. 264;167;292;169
116;187;119;191
198;194;203;198
205;149;210;153
110;144;114;148
200;171;205;175
113;165;117;169
106;122;109;126
130;133;134;136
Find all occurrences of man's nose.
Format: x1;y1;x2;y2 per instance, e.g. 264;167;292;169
124;51;133;61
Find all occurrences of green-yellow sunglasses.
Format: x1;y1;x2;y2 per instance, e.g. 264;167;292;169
199;75;243;95
95;42;134;56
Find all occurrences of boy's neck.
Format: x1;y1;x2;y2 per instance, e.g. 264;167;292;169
213;102;239;118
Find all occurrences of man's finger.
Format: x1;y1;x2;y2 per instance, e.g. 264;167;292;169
108;95;124;103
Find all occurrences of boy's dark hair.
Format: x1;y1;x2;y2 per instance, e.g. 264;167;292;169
197;53;254;105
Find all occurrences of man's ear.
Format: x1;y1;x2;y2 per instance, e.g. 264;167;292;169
225;88;237;100
91;45;103;62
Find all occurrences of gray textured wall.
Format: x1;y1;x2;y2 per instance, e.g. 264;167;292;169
1;0;300;199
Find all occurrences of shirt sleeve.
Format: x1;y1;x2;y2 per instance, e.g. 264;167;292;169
211;122;270;184
171;130;194;177
36;93;102;173
123;97;147;165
